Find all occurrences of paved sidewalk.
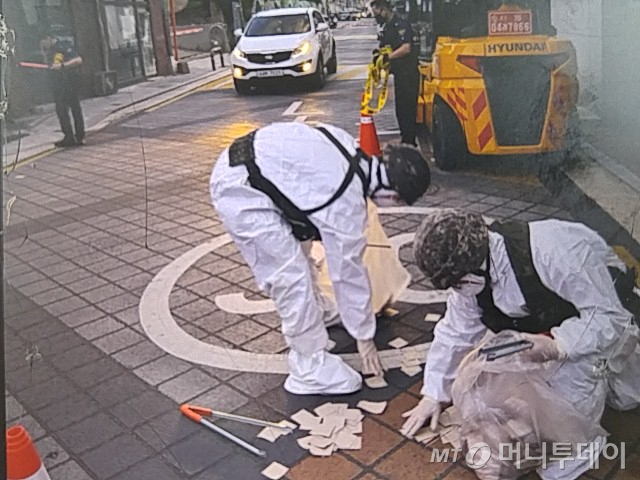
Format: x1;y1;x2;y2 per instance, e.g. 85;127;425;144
4;55;231;168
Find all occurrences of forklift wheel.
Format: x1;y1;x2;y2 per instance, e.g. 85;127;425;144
432;98;468;171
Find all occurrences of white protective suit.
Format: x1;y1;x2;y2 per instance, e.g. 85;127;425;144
210;122;383;394
422;220;640;480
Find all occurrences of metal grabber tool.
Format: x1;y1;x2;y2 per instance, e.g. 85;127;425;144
180;404;291;457
479;339;534;361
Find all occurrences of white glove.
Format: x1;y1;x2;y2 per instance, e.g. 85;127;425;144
519;333;567;363
357;339;384;377
401;395;442;438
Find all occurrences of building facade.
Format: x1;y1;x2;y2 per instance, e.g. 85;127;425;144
4;0;172;115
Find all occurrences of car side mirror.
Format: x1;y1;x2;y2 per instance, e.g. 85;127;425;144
234;28;243;38
316;23;329;32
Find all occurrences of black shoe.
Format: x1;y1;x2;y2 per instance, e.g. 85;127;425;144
54;137;77;148
75;135;85;146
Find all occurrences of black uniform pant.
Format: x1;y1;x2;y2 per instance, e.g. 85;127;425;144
393;70;420;145
54;84;85;141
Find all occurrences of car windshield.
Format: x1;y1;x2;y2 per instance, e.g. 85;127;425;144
245;14;311;36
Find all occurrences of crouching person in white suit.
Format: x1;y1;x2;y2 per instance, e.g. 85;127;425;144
210;122;430;395
402;209;640;479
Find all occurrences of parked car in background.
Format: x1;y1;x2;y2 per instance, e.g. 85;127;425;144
231;8;337;94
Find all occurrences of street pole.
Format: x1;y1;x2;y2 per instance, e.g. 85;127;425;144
169;0;179;61
0;5;7;480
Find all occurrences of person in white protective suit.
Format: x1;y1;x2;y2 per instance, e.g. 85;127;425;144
209;122;431;395
402;209;640;480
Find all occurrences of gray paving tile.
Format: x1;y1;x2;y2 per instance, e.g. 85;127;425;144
75;317;124;341
173;298;217;321
191;384;249;414
81;434;153;479
51;344;103;371
164;429;233;476
17;279;60;297
110;456;182;480
70;357;122;388
242;331;287;353
158;369;219;404
169;288;201;309
66;276;109;295
112;340;165;369
80;284;127;303
17;375;79;410
93;328;144;354
44;296;89;316
59;305;105;328
228;372;286;398
5;395;26;422
57;413;124;453
217;319;269;346
88;373;148;408
9;414;47;441
133;355;192;386
110;390;176;428
95;292;140;314
133;411;200;451
36;436;70;470
49;461;94;480
37;393;101;431
192;309;243;334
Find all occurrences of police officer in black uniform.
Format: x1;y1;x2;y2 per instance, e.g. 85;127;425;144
370;0;419;146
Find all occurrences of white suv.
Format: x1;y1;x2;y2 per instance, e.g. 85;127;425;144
231;8;337;94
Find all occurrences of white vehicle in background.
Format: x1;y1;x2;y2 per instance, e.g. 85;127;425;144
231;7;337;94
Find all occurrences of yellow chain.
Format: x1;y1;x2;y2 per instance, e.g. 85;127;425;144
360;46;392;116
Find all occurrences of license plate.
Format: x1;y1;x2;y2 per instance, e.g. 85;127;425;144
256;69;284;78
488;10;533;36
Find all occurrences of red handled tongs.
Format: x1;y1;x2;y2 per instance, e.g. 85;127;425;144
180;404;292;457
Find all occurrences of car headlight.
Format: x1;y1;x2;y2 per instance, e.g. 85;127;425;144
292;41;312;57
232;48;246;60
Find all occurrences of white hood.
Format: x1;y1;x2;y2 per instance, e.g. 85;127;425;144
238;33;311;53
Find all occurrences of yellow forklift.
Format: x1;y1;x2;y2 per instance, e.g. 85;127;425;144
416;0;579;170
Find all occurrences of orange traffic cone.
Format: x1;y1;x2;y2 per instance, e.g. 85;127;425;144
7;426;51;480
359;114;382;157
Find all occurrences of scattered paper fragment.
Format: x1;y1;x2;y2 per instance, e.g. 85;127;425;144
414;427;439;444
291;409;321;431
344;409;364;422
335;431;362;450
297;436;314;449
383;307;399;317
424;313;442;322
323;416;347;433
278;420;297;431
401;356;423;367
342;422;363;434
261;462;289;480
325;339;337;351
388;337;409;349
441;427;463;449
357;400;387;415
365;375;388;389
314;403;340;418
310;444;334;457
310;421;337;438
257;427;282;443
401;365;422;377
308;435;335;449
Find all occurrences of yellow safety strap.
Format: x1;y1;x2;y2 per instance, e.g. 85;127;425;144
360;46;392;116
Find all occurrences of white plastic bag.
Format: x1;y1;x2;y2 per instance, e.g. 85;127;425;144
311;200;410;313
451;331;607;480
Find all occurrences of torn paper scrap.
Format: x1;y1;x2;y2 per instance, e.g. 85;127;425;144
310;444;334;457
357;400;387;415
342;422;363;434
313;402;348;418
278;420;297;431
388;337;409;349
310;421;337;438
414;428;439;445
256;427;282;443
261;462;289;480
424;313;442;322
334;431;363;450
365;375;388;389
297;436;314;450
383;307;399;317
401;356;423;368
307;435;335;449
438;407;460;427
401;365;422;377
291;409;321;431
344;409;364;423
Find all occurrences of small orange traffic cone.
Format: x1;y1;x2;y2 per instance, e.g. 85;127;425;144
359;114;382;157
7;426;51;480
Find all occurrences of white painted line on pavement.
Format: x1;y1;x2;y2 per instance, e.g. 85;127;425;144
139;206;453;374
294;115;308;122
283;101;303;116
334;35;378;40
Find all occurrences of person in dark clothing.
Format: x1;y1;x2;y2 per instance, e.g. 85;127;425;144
41;33;85;147
370;0;420;146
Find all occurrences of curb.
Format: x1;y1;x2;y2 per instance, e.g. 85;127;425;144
539;142;640;259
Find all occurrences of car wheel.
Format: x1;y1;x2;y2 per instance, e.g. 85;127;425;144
309;55;325;91
327;42;337;74
432;96;467;171
234;78;251;95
